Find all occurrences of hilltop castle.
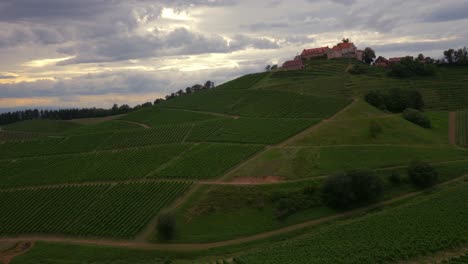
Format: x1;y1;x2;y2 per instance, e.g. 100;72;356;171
282;41;364;71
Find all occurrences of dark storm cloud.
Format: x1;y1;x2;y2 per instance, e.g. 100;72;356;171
57;28;279;65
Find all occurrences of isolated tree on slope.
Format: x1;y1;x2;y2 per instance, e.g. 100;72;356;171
265;65;271;71
363;47;376;64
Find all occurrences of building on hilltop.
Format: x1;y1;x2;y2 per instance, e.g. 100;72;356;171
301;47;330;59
374;56;390;67
327;42;363;61
281;55;304;71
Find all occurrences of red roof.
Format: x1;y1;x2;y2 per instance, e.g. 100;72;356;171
301;47;329;56
332;42;355;51
389;57;402;62
282;59;304;68
375;56;389;63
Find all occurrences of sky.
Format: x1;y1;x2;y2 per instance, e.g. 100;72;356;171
0;0;467;109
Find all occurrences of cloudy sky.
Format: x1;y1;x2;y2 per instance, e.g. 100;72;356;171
0;0;467;109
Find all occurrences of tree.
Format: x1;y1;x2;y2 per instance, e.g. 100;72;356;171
154;98;164;105
321;170;383;209
185;87;192;94
364;90;386;110
204;80;214;89
417;53;425;61
408;160;438;188
142;102;153;108
444;49;455;64
265;65;271;72
157;212;176;241
342;38;350;43
403;108;431;128
270;64;278;70
363;47;376;64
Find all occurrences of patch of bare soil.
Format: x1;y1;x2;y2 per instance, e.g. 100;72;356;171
0;241;33;264
229;176;283;184
449;112;457;145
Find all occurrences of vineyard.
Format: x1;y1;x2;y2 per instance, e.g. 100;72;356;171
208;118;319;144
160;89;348;118
153;143;263;179
2;119;83;133
121;107;220;127
0;144;191;188
98;124;193;149
0;181;192;239
237;183;468;263
217;72;268;90
456;110;468;147
0;131;49;142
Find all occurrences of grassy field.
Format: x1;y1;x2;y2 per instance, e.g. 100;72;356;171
229;145;468;180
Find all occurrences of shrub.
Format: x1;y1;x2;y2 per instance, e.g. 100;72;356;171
272;186;319;220
403;108;431;128
365;89;425;113
389;171;401;185
408;160;438;188
157;212;176;240
321;170;383;209
348;64;368;75
365;91;386;110
369;120;382;139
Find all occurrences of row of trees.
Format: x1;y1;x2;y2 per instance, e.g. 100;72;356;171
154;80;215;104
321;161;438;209
443;47;468;65
0;104;135;126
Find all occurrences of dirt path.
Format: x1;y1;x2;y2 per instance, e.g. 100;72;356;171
1;175;465;252
119;120;151;129
401;245;468;264
449;111;457;145
0;241;33;264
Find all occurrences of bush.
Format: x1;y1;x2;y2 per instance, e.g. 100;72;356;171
157;212;176;241
272;186;319;220
348;64;368;74
365;89;425;113
408;160;438;188
369;120;382;139
389;171;401;185
365;91;386;110
321;170;383;209
403;108;431;128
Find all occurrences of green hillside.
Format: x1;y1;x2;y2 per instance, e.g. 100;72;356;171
2;59;468;264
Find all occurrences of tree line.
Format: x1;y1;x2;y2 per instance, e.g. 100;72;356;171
0;105;134;126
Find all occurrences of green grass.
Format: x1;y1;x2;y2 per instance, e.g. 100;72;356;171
0;144;191;188
153;143;263;179
230;146;468;180
456;110;468;146
237;182;468;263
121;107;221;127
0;181;192;239
289;100;449;146
2;119;83;133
